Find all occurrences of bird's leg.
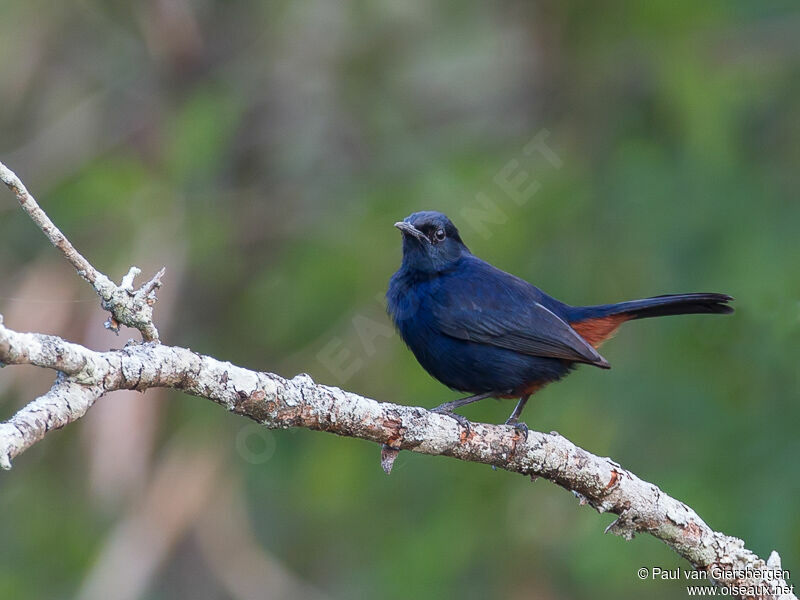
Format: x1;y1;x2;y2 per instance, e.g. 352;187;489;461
431;392;495;434
432;391;495;413
505;395;531;440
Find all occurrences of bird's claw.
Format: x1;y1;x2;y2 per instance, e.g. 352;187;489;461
431;407;471;436
505;418;528;441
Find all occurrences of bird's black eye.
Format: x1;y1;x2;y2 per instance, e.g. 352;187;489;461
434;228;446;242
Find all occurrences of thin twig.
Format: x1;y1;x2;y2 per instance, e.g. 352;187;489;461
0;163;107;287
0;161;164;341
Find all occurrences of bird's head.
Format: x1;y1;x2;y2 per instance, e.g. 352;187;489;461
394;211;469;273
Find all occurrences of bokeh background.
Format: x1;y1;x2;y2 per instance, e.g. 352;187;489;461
1;2;799;599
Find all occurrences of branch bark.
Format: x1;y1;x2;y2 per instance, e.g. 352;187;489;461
0;161;795;600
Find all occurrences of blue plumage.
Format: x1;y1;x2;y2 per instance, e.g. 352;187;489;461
388;258;575;395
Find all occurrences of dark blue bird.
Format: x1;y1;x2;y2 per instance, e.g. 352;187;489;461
386;211;733;434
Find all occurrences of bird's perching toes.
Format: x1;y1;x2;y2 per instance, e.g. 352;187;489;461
430;392;496;436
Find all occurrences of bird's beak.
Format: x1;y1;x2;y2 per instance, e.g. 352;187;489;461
394;221;428;243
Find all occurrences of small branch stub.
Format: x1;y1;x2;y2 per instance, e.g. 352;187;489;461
102;266;166;342
380;444;400;474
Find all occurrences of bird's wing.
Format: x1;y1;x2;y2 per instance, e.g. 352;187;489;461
430;262;610;367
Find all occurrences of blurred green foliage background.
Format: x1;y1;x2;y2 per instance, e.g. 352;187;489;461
1;2;799;599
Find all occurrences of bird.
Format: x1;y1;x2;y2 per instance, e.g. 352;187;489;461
386;210;733;436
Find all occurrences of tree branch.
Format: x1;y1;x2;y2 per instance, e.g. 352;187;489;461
0;320;795;599
0;161;165;341
0;161;795;600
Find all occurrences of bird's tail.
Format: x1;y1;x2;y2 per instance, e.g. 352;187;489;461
567;293;733;350
576;293;734;321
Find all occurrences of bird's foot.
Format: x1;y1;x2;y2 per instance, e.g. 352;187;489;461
431;406;471;436
505;417;528;441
